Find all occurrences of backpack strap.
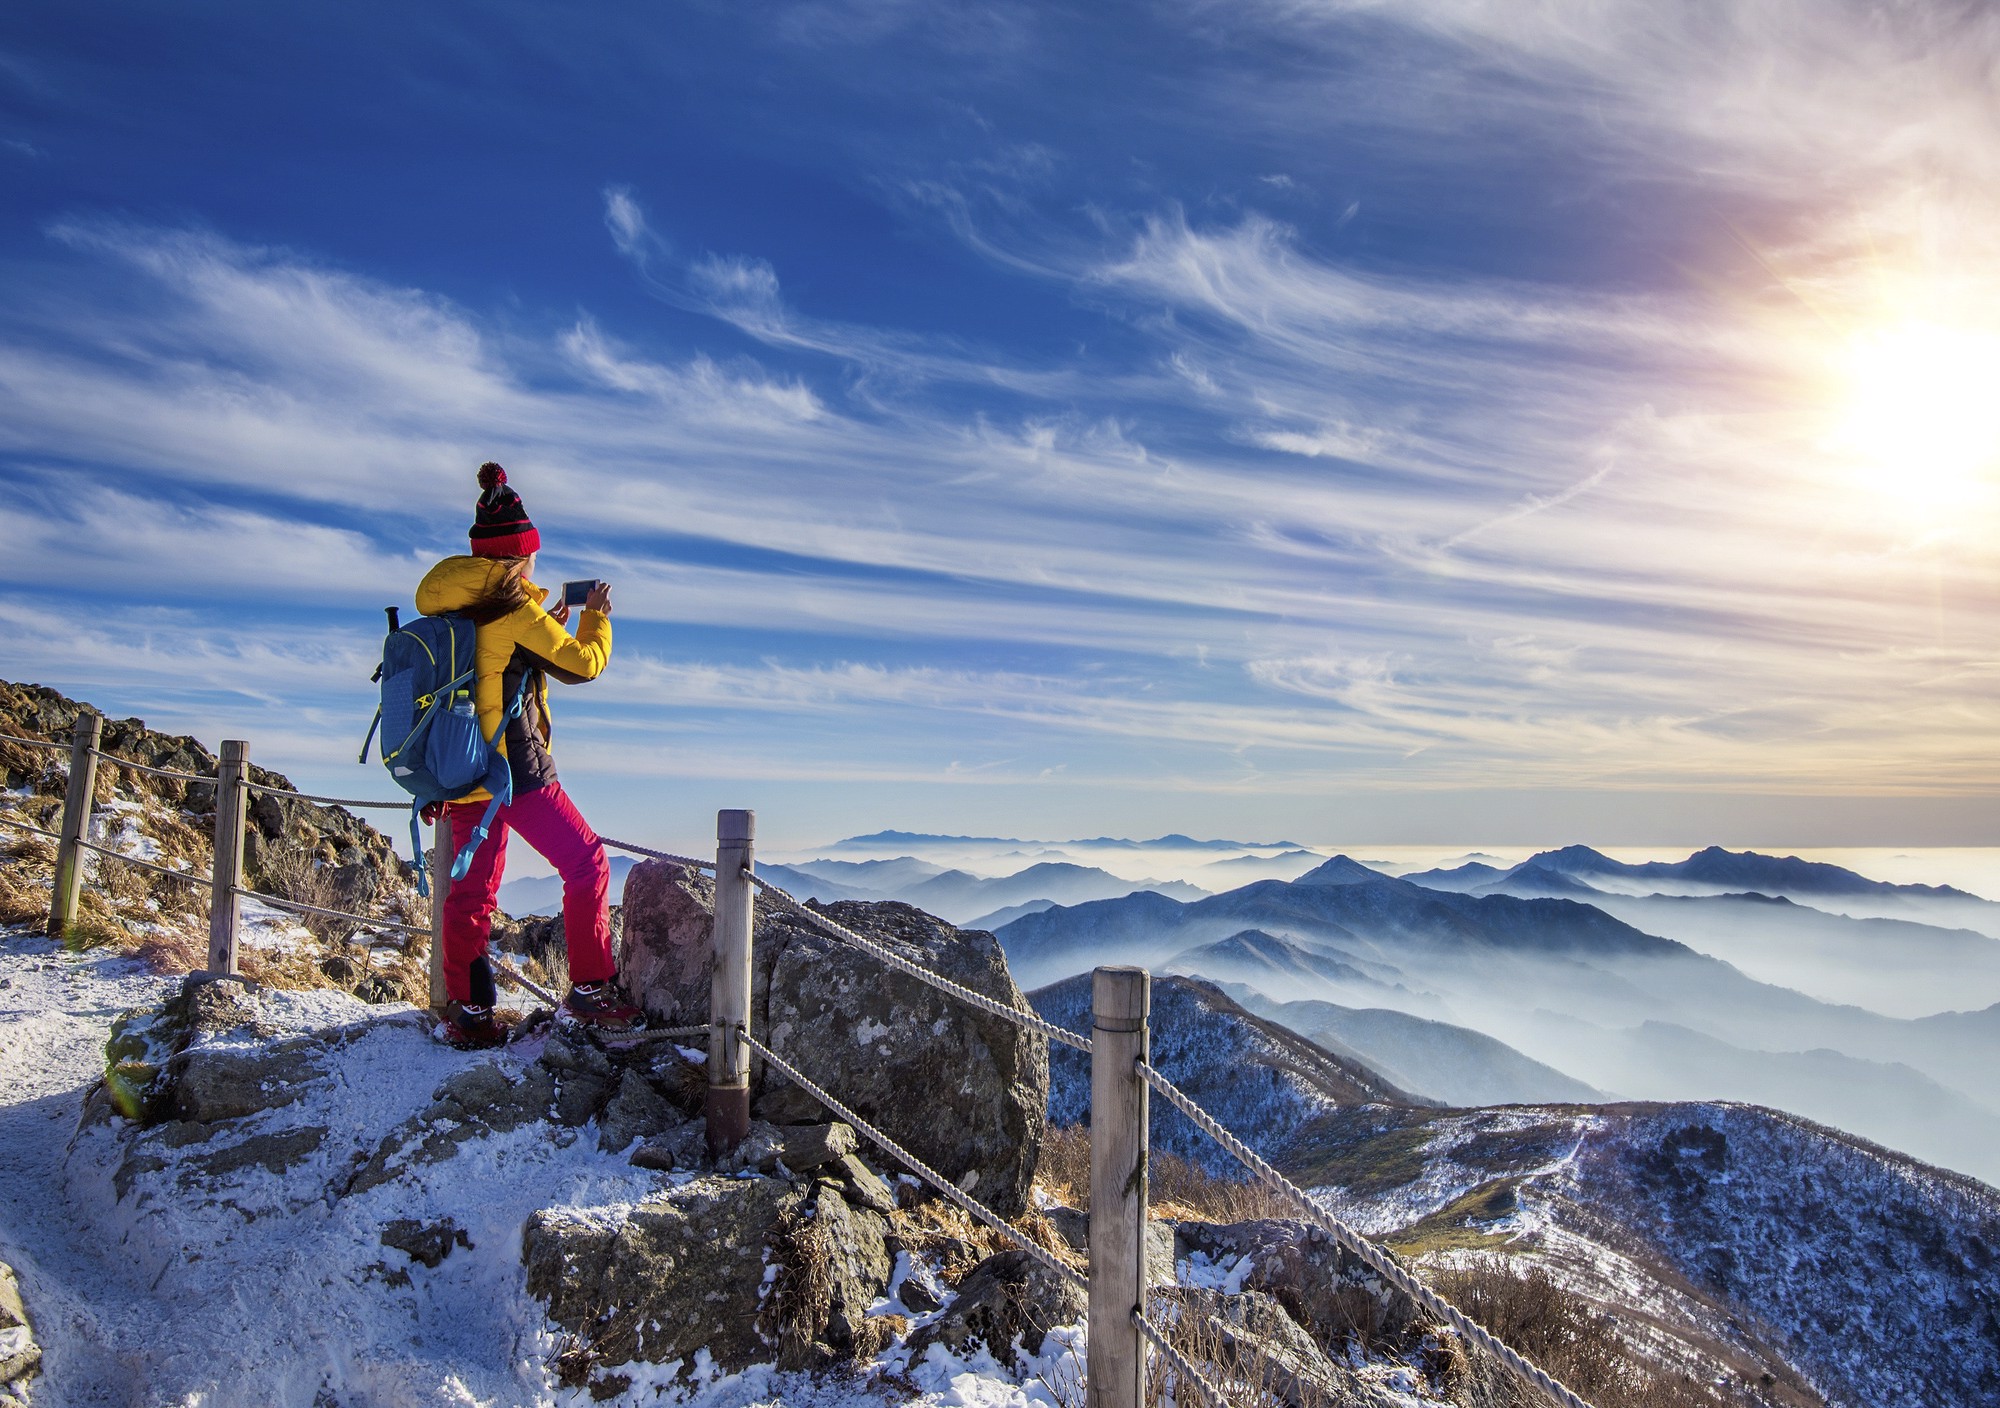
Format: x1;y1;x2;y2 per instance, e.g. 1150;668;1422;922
410;804;431;899
358;706;382;766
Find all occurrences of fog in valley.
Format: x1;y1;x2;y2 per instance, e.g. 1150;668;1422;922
762;834;2000;1188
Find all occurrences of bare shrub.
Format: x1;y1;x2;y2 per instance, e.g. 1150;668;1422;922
1035;1123;1297;1223
1433;1262;1730;1408
257;844;356;946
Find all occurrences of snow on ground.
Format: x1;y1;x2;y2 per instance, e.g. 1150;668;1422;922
0;930;1095;1408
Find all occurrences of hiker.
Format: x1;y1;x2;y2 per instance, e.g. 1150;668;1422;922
413;462;645;1048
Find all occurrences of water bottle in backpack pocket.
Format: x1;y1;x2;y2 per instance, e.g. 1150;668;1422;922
425;690;490;793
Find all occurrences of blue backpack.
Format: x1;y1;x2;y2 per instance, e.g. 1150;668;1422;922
359;609;525;896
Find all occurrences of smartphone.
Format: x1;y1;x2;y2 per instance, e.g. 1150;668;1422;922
561;579;601;609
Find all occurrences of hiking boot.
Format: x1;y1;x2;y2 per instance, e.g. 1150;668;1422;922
557;980;647;1036
434;1000;510;1050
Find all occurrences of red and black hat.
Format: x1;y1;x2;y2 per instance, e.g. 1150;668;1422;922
469;462;541;558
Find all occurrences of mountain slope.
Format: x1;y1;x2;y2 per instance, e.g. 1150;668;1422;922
1223;987;1602;1106
1028;974;1431;1174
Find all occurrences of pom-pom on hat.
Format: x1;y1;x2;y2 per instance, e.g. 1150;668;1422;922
469;462;541;558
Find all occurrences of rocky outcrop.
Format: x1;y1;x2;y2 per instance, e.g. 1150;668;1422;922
0;1262;38;1396
523;1168;900;1386
620;863;1049;1218
905;1249;1086;1371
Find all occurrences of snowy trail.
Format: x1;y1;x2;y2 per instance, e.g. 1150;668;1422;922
0;934;1090;1408
0;933;176;1406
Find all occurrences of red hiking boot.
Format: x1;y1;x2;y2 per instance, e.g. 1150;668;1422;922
435;1000;510;1050
557;980;647;1036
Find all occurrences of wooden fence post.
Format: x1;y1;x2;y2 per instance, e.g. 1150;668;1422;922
207;740;249;976
429;820;451;1008
1089;965;1150;1408
708;807;755;1159
48;711;102;939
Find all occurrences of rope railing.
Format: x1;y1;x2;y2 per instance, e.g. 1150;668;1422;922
1132;1307;1235;1408
75;837;208;887
742;1028;1085;1291
1139;1061;1594;1408
748;871;1094;1054
89;750;214;784
241;779;416;811
234;886;429;939
0;731;69;753
0;814;65;845
598;835;714;872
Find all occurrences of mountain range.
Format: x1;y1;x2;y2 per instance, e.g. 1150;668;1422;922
997;853;2000;1185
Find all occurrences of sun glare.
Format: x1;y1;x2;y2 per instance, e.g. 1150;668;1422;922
1827;321;2000;515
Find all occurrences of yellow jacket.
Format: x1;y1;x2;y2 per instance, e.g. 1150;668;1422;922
414;556;612;802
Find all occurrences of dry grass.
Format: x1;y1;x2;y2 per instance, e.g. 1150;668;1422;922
258;844;357;946
1035;1124;1298;1224
888;1193;1082;1285
1432;1261;1732;1408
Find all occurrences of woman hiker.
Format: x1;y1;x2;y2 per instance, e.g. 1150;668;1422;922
415;462;646;1048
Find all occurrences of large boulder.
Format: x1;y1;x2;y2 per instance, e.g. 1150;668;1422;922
620;870;1049;1218
523;1172;897;1389
618;861;716;1025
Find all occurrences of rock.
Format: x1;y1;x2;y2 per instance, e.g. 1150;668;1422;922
188;1126;327;1178
617;862;717;1027
906;1249;1086;1370
346;1063;555;1195
827;1153;897;1215
381;1218;472;1268
1156;1286;1371;1408
779;1186;895;1366
596;1069;681;1153
102;976;263;1127
171;1039;323;1123
624;880;1049;1215
894;1253;947;1314
1175;1218;1420;1345
1044;1205;1178;1285
0;1261;39;1390
524;1174;804;1374
629;1120;707;1173
777;1121;857;1172
758;901;1048;1217
540;1027;618;1127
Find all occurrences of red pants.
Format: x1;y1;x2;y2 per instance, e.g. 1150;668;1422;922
441;780;615;1003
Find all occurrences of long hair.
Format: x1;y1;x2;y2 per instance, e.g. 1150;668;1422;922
466;556;534;625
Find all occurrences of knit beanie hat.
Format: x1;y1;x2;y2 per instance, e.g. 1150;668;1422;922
469;462;541;558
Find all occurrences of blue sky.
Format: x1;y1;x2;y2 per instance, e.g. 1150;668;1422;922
3;1;1999;855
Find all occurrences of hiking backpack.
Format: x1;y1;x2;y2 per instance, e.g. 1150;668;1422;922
359;608;525;896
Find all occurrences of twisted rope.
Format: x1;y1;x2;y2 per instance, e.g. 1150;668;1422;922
88;751;213;783
1132;1307;1236;1408
234;886;429;939
490;955;559;1006
742;1029;1085;1291
0;815;64;844
0;731;69;753
1140;1063;1594;1408
241;780;415;811
747;872;1092;1053
74;838;208;886
598;836;714;872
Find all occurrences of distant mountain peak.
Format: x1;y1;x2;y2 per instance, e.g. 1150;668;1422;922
1293;855;1387;887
